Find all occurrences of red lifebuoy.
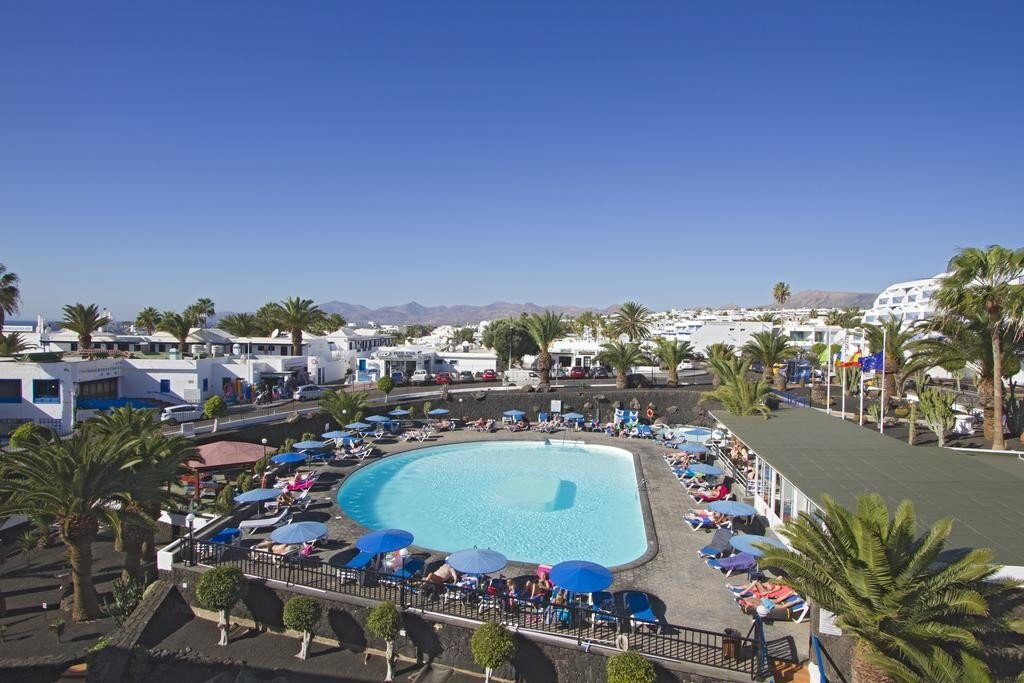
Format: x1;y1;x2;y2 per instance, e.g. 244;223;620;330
645;407;655;419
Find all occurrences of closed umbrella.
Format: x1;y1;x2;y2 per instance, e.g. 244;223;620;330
687;463;724;476
365;415;391;423
427;408;450;416
233;488;281;504
356;528;414;554
446;548;508;575
345;422;372;431
293;440;327;450
271;452;307;465
549;560;612;593
729;534;787;557
709;500;758;518
271;521;328;545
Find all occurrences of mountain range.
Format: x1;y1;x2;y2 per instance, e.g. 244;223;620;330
779;290;877;309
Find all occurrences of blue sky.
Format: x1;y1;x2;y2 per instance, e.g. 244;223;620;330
2;2;1022;319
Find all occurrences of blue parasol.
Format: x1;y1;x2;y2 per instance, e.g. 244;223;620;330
293;440;327;450
388;409;411;417
729;534;787;557
270;452;307;464
503;410;525;418
687;463;724;476
322;430;350;439
345;422;372;431
233;488;281;504
427;408;450;416
563;412;585;420
270;521;328;545
709;500;758;518
675;443;708;454
549;560;613;593
365;415;391;423
446;548;508;575
356;528;414;554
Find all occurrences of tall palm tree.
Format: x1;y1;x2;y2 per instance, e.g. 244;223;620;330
935;246;1024;450
218;312;263;337
159;311;196;356
742;330;797;390
0;263;21;330
610;301;652;342
863;316;920;400
825;308;863;328
62;303;106;350
772;281;791;307
705;342;737;388
752;312;781;324
186;298;216;328
319;389;368;424
913;313;1021;441
0;331;30;356
523;311;565;385
652;338;695;387
596;341;649;389
0;431;151;621
134;307;162;335
698;367;771;418
309;313;347;336
758;493;1022;682
270;297;326;355
707;353;747;388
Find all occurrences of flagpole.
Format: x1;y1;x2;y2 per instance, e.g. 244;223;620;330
859;356;865;426
841;361;846;420
825;327;832;415
879;326;887;435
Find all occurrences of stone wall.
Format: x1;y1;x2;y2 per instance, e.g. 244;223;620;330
163;565;744;682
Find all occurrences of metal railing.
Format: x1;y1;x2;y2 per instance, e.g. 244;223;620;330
770;390;810;408
181;538;768;679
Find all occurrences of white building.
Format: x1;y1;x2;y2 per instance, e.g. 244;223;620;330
862;274;945;325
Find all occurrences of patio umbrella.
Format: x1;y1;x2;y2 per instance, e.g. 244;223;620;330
270;521;328;545
687;463;724;476
365;415;391;423
427;408;450;416
729;534;787;557
233;488;281;504
549;561;612;594
293;440;327;450
503;410;526;418
683;427;713;437
355;528;414;554
270;452;307;465
446;548;508;575
563;412;584;420
345;422;372;431
675;443;708;454
322;430;350;439
388;409;411;417
709;500;758;518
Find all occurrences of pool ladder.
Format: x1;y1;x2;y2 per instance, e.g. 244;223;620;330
637;478;648;491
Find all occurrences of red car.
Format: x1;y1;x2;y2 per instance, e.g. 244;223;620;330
569;366;588;379
480;369;498;381
435;372;454;384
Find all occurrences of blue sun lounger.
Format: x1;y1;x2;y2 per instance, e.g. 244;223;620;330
623;591;658;632
590;591;617;627
697;528;736;559
706;552;757;577
385;557;425;580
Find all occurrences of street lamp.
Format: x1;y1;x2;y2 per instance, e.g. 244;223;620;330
185;512;196;566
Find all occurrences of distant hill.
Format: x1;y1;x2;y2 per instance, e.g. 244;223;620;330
316;301;616;326
781;290;877;309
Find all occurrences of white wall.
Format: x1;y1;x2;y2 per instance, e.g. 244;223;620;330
0;360;71;431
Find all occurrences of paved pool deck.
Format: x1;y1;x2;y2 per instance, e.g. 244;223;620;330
239;428;808;657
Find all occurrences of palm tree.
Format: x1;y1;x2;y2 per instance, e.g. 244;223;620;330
0;431;151;621
652;338;695;387
62;303;106;350
0;331;30;356
309;313;347;336
758;493;1022;682
912;313;1021;441
742;330;797;390
596;341;649;389
134;307;162;335
610;301;652;342
772;282;791;307
270;297;326;355
752;312;781;324
863;316;920;400
0;263;21;330
707;353;747;387
218;312;264;337
935;246;1024;450
319;389;368;424
705;342;736;388
186;298;216;328
698;364;771;417
158;311;196;356
825;308;863;328
523;311;565;385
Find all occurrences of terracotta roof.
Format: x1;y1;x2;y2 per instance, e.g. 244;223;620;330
190;441;266;471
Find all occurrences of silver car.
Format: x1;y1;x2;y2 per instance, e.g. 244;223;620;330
293;385;324;401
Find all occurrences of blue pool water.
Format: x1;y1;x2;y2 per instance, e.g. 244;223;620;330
337;440;647;567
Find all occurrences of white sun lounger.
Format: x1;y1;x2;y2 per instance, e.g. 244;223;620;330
239;508;291;535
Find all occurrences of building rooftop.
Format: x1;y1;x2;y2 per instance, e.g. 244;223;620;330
710;406;1024;569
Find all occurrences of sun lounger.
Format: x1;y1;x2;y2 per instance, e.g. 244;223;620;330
590;590;618;627
740;593;809;623
381;557;425;583
698;528;736;558
239;508;291;535
706;552;757;577
623;591;658;632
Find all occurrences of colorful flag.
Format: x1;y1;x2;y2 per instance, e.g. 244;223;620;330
859;351;884;373
837;349;861;368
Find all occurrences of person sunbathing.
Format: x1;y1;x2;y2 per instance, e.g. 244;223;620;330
550;589;568;607
694;483;730;502
473;418;487;430
524;571;553;599
276;491;294;508
254;540;293;555
424;563;459;585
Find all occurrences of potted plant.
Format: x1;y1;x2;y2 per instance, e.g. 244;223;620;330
366;601;401;681
470;621;516;683
195;566;248;646
283;596;322;660
606;650;656;683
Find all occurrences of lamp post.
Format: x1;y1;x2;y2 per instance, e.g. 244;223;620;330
185;512;196;566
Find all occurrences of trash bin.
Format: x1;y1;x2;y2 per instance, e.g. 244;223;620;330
722;628;741;660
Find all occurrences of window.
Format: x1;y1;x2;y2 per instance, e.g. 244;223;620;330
33;379;60;404
202;378;208;392
78;378;117;399
118;343;129;351
70;342;78;351
160;379;171;393
0;379;21;403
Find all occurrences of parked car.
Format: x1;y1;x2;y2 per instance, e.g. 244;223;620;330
410;369;434;385
569;366;588;379
552;368;568;379
160;404;203;424
435;371;454;385
588;366;610;379
390;371;407;386
458;371;475;383
293;384;324;401
480;369;498;381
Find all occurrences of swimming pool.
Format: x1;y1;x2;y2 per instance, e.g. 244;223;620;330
337;440;648;567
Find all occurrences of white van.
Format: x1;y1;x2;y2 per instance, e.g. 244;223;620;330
503;369;542;387
160;404;203;424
